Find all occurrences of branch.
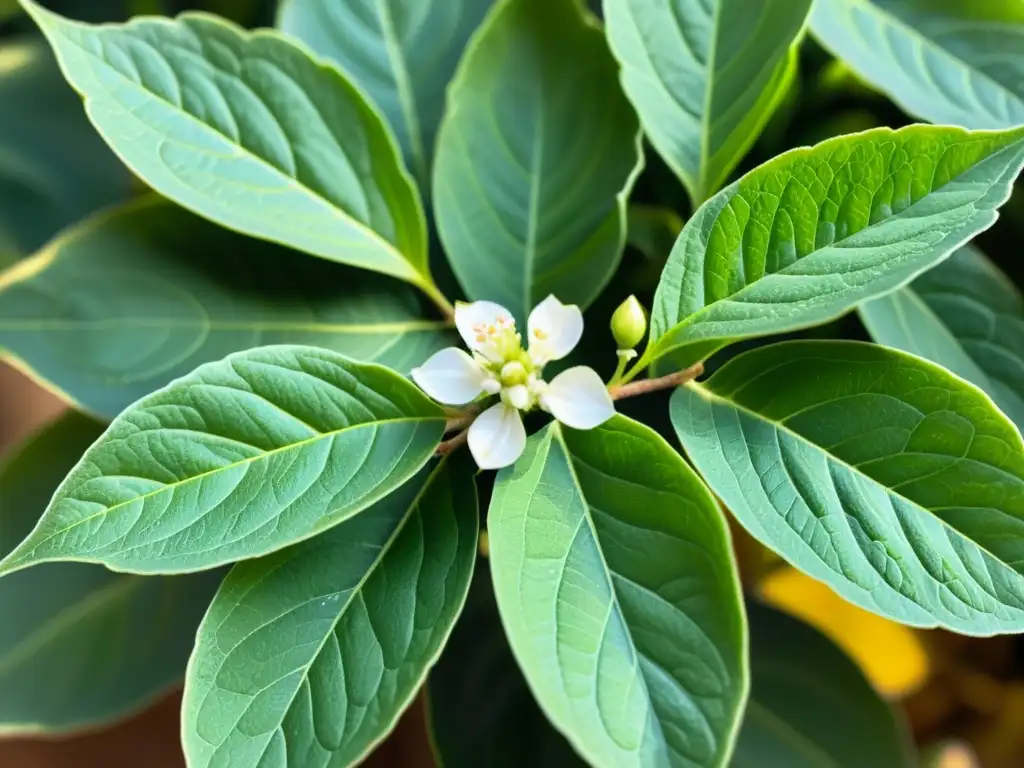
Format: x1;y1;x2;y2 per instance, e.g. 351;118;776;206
437;428;469;456
609;362;704;400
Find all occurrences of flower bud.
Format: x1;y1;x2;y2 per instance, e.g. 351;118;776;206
610;295;647;350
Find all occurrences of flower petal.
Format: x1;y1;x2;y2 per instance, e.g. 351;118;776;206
527;295;583;365
455;300;516;360
541;366;615;430
468;403;527;470
411;347;487;405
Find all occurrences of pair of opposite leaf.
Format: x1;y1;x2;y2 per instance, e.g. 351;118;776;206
412;296;616;469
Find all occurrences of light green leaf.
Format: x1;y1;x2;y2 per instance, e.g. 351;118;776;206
810;0;1024;130
19;0;435;289
182;454;478;768
731;602;913;768
433;0;643;322
427;562;586;768
276;0;493;193
604;0;812;203
0;39;133;255
0;345;446;576
489;415;747;768
0;197;452;420
0;412;221;735
671;340;1024;635
649;125;1024;371
860;245;1024;430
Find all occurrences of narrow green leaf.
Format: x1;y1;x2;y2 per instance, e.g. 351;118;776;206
731;602;913;768
810;0;1024;130
427;563;586;768
0;39;132;254
0;197;452;420
860;245;1024;430
19;0;433;287
489;415;747;768
671;340;1024;635
604;0;812;203
433;0;643;322
0;345;446;576
0;412;221;735
276;0;493;193
182;454;478;768
649;125;1024;370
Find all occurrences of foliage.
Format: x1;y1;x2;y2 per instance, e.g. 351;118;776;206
0;0;1023;765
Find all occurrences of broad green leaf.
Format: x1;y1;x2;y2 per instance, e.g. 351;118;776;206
731;602;913;768
0;412;221;735
433;0;643;322
0;197;452;420
427;563;586;768
860;245;1024;430
182;455;478;768
810;0;1024;130
671;340;1024;635
19;0;435;289
0;345;446;576
0;39;132;255
649;125;1024;371
276;0;493;193
604;0;812;203
489;415;747;768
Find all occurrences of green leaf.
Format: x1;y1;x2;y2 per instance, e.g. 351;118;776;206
649;125;1024;371
0;197;452;420
433;0;643;322
671;340;1024;635
604;0;812;203
489;415;747;768
809;0;1024;130
427;562;586;768
731;602;913;768
182;454;478;768
0;345;446;576
860;245;1024;431
626;204;684;264
276;0;493;193
0;0;21;21
0;412;221;735
0;39;133;255
19;0;435;289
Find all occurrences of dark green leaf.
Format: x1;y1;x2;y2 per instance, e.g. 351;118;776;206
0;412;221;734
0;197;452;420
433;0;643;322
672;340;1024;634
0;345;446;575
489;415;747;767
182;455;478;768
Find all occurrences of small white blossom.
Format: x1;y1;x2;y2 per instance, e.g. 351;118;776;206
411;296;615;469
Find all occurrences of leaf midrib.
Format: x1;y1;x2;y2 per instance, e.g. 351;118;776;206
10;413;444;567
40;9;418;278
687;381;1024;586
697;0;724;202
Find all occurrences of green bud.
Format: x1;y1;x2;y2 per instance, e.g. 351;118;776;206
610;295;647;350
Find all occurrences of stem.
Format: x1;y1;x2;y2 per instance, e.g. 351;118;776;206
609;362;704;401
418;277;456;322
616;344;654;386
606;351;634;387
437;428;469;456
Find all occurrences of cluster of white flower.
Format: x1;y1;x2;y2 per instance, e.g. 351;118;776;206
412;296;615;469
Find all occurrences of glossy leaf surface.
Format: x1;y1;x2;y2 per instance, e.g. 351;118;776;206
649;125;1024;369
489;415;747;767
183;456;478;767
604;0;812;203
20;0;432;286
433;0;643;322
672;341;1024;634
0;412;221;734
0;346;446;575
276;0;493;191
860;245;1024;430
0;197;451;419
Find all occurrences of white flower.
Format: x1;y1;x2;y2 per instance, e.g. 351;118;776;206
411;296;615;469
